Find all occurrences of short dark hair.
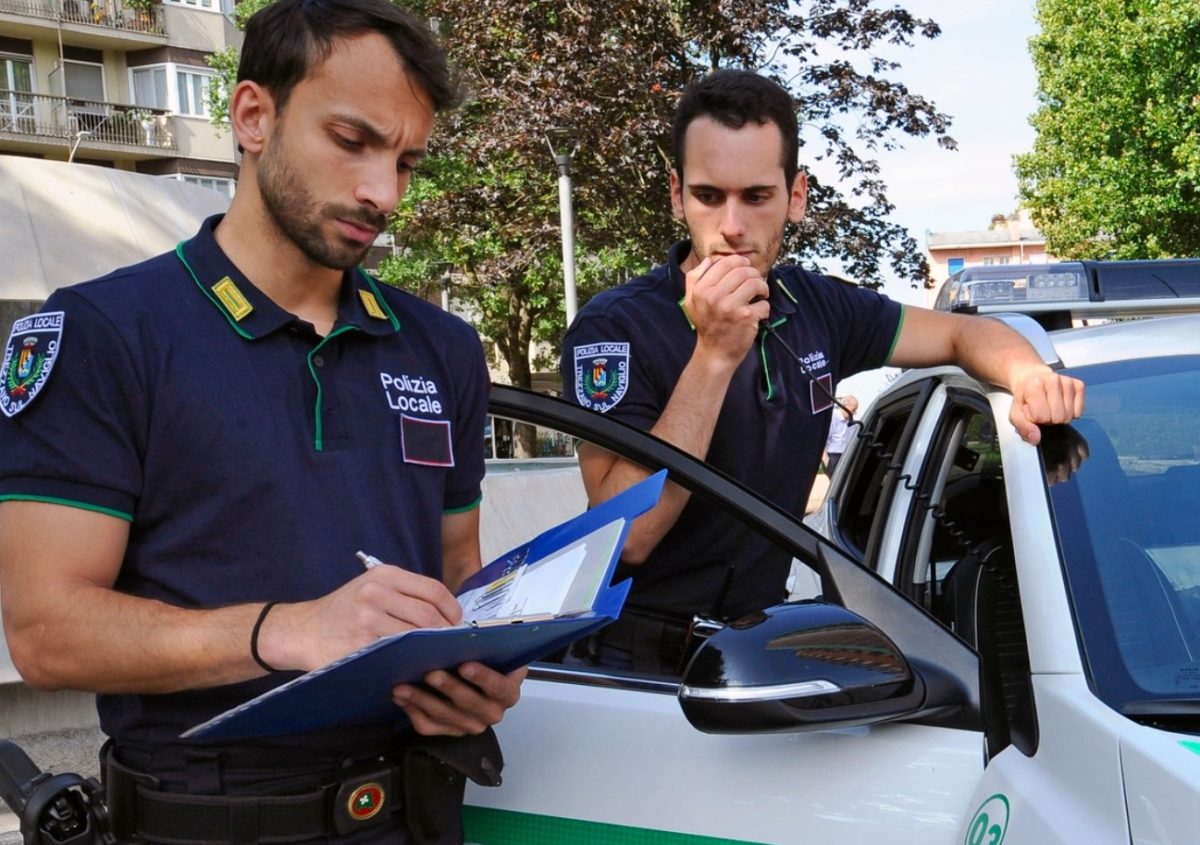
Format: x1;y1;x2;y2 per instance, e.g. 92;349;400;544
672;69;799;189
238;0;460;114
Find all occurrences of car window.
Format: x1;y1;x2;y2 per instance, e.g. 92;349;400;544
1050;356;1200;715
832;386;928;561
900;396;1010;630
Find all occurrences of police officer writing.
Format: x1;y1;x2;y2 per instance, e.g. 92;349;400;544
0;2;522;843
561;69;1085;675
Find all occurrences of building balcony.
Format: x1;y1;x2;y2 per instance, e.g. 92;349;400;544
0;90;176;159
0;0;166;47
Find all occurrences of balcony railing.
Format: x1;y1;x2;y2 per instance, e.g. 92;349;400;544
0;0;165;36
0;90;175;152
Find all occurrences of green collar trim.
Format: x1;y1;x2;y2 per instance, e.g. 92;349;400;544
677;297;696;331
177;240;402;340
774;276;799;304
758;317;789;402
355;268;402;333
176;241;256;340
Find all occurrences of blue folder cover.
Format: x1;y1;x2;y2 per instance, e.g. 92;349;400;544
183;471;665;740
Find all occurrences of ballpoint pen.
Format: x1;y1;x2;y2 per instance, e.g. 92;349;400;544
356;550;385;570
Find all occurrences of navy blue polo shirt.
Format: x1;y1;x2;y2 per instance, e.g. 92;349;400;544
0;216;489;747
561;241;902;620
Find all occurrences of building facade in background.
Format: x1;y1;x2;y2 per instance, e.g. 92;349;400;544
924;210;1057;306
0;0;239;194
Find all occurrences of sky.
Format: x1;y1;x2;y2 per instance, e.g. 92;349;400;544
820;0;1044;404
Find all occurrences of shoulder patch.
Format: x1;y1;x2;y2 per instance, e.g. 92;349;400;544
573;342;630;413
2;311;64;418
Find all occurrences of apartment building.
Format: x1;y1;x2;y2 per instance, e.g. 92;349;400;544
0;0;240;194
924;210;1057;306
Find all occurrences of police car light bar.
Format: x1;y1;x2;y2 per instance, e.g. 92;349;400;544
935;259;1200;320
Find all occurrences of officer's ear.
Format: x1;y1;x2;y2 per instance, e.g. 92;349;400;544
787;171;808;224
669;169;685;222
229;80;276;157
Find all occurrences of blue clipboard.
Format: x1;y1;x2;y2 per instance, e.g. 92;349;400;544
183;470;665;740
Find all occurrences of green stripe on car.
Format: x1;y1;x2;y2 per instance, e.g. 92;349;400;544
463;806;765;844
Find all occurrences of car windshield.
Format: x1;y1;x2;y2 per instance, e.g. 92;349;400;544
1048;355;1200;715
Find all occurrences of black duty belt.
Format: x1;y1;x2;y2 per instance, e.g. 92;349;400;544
104;730;503;845
105;748;402;843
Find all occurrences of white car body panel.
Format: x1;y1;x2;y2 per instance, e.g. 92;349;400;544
468;676;983;844
959;674;1131;844
1122;728;1200;845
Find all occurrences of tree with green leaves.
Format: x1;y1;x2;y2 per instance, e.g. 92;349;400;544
1016;0;1200;259
391;1;953;399
209;1;954;415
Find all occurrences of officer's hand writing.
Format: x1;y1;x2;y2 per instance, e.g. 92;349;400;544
1008;366;1085;445
393;663;526;736
684;255;770;368
258;565;463;672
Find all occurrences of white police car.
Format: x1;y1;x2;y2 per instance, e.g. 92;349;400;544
465;260;1200;845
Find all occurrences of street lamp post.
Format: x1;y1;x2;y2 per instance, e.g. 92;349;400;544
433;262;454;312
545;128;579;327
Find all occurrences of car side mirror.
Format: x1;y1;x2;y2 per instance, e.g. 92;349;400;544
678;601;925;734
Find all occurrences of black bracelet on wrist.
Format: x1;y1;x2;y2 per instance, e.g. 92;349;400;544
250;601;281;673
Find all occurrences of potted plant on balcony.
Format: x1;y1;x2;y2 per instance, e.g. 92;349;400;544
123;0;158;31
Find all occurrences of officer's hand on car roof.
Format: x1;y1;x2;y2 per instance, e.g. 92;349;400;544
1007;366;1086;446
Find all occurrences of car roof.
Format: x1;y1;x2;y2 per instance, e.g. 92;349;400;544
1048;313;1200;369
879;312;1200;401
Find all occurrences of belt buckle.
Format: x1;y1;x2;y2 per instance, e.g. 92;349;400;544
333;758;395;836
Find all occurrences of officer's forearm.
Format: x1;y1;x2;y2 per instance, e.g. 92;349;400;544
7;584;267;694
0;499;272;693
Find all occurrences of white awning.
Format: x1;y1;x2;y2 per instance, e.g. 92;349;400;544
0;155;230;302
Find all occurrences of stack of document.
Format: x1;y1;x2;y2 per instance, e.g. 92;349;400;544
183;471;665;739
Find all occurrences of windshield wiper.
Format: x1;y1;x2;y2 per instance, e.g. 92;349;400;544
1120;698;1200;717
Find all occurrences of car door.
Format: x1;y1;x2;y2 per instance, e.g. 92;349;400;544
825;372;1043;759
464;387;986;845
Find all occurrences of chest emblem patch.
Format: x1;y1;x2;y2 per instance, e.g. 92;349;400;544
2;311;64;418
809;372;834;414
574;342;629;413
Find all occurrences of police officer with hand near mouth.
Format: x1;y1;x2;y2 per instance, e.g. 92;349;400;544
561;69;1086;674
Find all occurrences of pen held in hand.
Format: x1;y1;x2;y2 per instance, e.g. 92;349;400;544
356;550;385;570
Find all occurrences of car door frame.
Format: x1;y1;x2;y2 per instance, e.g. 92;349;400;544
467;388;987;843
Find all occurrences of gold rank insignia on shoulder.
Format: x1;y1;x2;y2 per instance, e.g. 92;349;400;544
212;277;254;321
359;290;388;320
